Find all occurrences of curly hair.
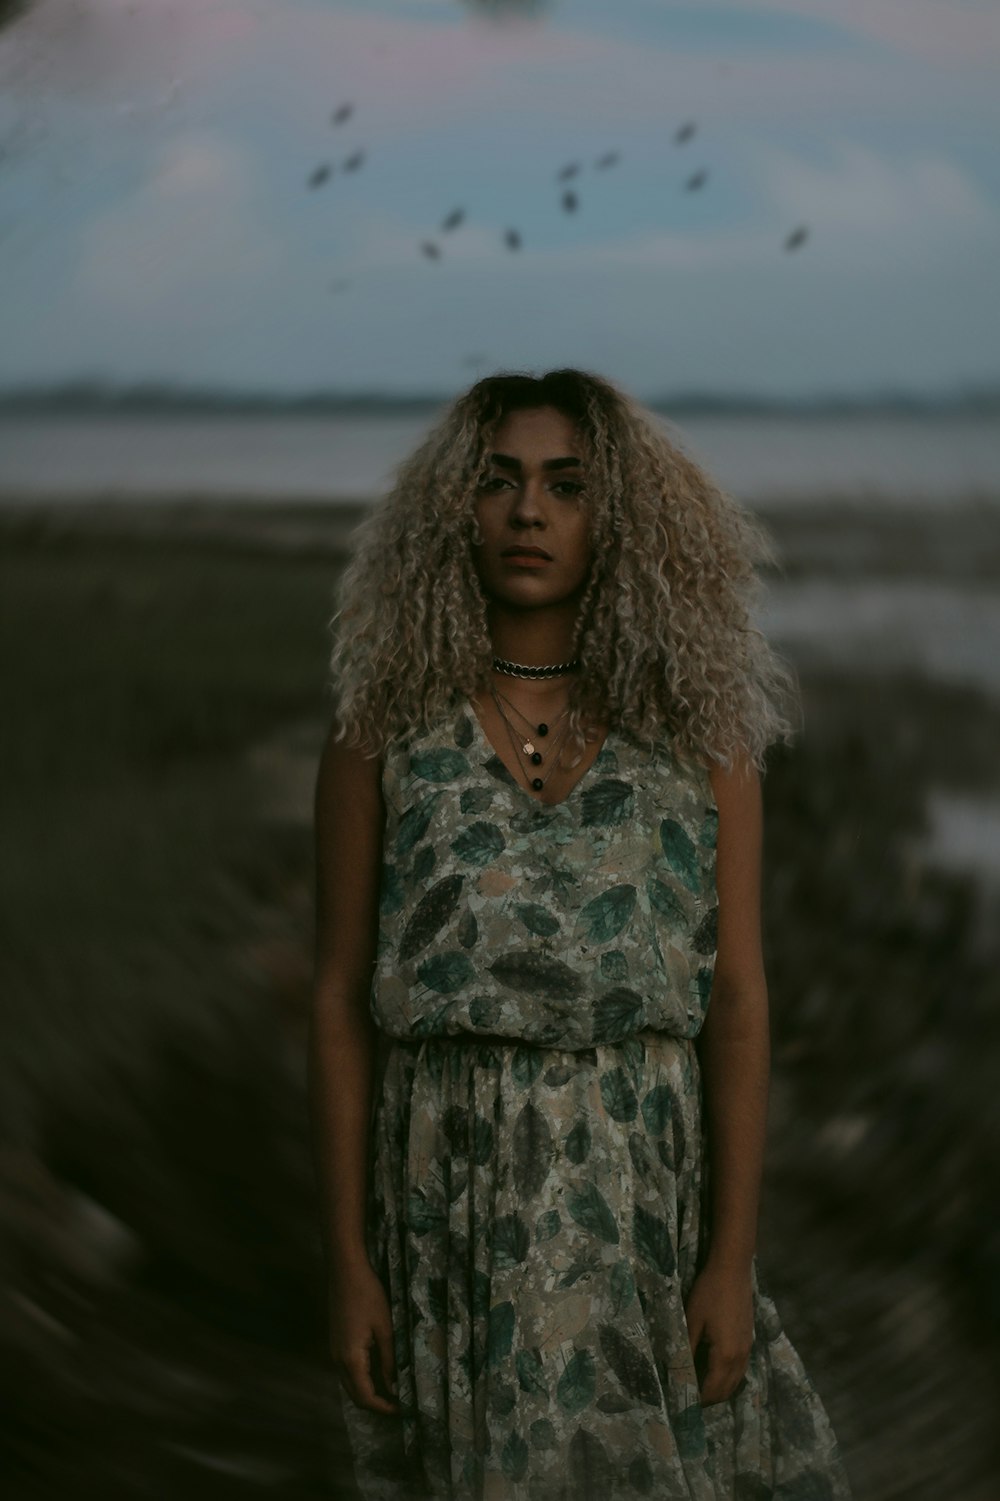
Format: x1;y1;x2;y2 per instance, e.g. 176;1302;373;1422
326;367;801;777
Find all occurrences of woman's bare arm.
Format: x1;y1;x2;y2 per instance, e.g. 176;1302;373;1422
307;715;385;1281
684;749;769;1404
697;751;770;1271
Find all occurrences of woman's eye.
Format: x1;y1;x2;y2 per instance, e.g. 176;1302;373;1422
478;477;583;495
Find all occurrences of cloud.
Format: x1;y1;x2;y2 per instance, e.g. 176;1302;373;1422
613;139;992;272
4;0;997;162
722;0;1000;68
74;131;284;316
739;139;998;264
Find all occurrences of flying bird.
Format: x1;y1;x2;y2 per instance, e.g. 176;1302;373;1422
331;103;353;125
594;151;620;169
556;163;580;181
420;241;442;259
504;228;521;250
561;189;578;213
784;225;809;251
684;169;708;191
308;163;333;189
441;207;465;232
342;150;365;172
674;121;696;144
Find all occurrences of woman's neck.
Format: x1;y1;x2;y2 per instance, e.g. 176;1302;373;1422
486;601;578;672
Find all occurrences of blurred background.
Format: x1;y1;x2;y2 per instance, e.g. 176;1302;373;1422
2;0;999;1497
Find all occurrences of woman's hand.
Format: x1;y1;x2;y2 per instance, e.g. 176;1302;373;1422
684;1259;754;1406
329;1260;401;1415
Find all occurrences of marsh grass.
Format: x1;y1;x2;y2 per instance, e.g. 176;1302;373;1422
1;526;335;1130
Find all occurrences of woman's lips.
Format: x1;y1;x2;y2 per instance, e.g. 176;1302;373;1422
502;553;552;567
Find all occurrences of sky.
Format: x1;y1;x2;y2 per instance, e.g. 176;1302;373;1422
0;0;998;402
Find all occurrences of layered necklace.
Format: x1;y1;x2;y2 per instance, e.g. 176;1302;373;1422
489;654;580;794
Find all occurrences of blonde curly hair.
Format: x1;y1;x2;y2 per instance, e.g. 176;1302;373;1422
327;367;801;777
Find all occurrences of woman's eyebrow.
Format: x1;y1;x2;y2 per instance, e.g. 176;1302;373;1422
488;452;582;472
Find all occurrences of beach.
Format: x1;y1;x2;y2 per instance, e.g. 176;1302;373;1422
1;491;998;1499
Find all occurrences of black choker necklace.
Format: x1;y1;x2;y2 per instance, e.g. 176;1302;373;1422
492;656;580;680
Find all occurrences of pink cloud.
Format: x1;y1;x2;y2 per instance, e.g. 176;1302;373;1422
724;0;1000;68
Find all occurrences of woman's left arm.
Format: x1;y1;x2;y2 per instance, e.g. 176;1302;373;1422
685;748;770;1405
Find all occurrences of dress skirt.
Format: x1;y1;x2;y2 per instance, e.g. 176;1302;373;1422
336;1028;853;1500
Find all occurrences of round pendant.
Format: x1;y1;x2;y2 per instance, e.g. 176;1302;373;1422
531;777;544;790
530;751;543;766
537;723;548;736
522;741;535;755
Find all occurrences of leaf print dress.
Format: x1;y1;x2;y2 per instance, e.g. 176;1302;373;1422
337;693;853;1501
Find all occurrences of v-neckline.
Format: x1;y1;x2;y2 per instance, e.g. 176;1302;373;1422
462;693;614;811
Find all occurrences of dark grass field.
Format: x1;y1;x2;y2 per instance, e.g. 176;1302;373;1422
1;497;999;1499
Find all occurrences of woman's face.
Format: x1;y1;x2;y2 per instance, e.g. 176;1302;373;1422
470;404;592;609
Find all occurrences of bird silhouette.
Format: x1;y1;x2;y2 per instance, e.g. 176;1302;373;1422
594;151;620;169
331;103;353;125
342;150;365;172
684;169;708;191
504;228;521;250
308;163;333;189
784;225;809;251
556;163;580;181
441;208;465;232
674;121;696;144
561;190;578;213
420;241;442;259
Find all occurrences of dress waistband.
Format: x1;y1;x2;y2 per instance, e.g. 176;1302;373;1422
378;1027;694;1055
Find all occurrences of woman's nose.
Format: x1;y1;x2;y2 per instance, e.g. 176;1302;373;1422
510;477;545;517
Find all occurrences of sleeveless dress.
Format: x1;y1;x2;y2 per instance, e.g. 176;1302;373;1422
337;694;853;1501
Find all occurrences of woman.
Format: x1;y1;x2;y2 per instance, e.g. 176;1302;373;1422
309;369;853;1499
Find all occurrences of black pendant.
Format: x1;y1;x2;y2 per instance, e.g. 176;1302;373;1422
537;723;548;736
530;751;543;765
531;777;544;790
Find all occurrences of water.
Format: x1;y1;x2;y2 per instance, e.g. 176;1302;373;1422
1;411;998;505
758;580;1000;698
919;791;1000;892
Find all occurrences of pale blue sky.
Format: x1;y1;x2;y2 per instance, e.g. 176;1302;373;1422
0;0;998;400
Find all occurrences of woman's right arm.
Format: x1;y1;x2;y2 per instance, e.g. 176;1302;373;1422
309;715;400;1413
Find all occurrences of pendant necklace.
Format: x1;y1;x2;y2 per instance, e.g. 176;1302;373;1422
492;685;569;756
489;686;573;794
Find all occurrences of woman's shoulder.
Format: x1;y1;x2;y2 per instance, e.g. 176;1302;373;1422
314;717;388;848
615;716;717;810
380;689;469;750
369;694;466;816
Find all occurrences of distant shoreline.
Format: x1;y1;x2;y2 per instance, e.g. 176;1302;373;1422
2;385;999;419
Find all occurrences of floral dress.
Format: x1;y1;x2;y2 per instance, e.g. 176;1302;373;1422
336;693;853;1500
